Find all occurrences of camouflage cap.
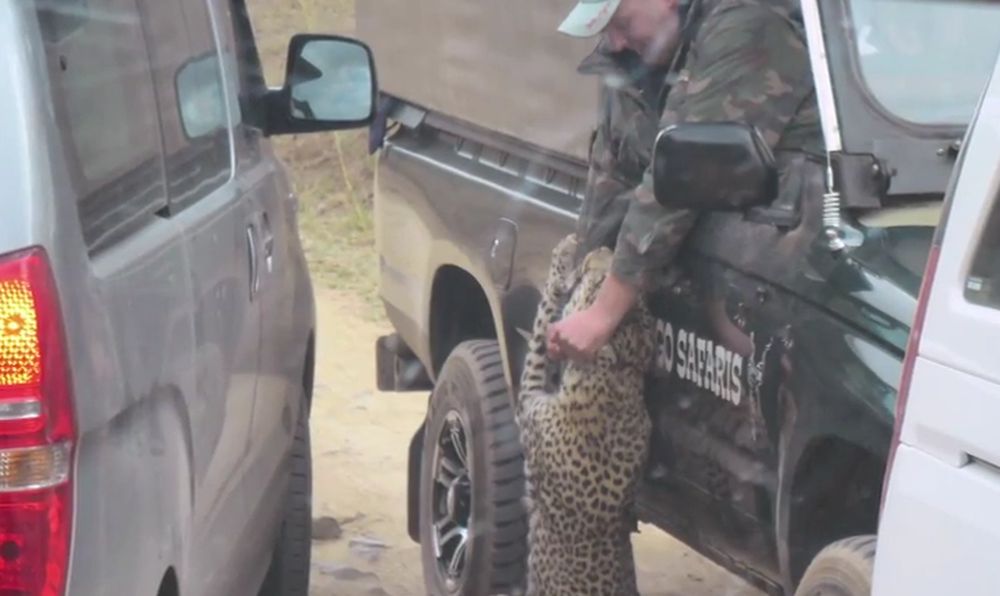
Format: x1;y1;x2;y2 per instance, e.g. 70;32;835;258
558;0;623;37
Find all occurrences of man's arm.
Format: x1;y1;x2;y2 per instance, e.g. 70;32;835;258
548;63;649;362
547;270;637;361
574;80;639;260
546;71;642;362
551;3;815;361
612;2;816;289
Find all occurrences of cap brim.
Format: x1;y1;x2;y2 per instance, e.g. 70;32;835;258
557;0;621;38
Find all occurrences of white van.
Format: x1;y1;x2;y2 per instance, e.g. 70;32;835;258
873;49;1000;596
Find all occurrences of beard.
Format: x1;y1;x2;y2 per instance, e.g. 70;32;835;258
640;9;682;65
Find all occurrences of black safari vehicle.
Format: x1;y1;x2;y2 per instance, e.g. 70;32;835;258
360;0;1000;594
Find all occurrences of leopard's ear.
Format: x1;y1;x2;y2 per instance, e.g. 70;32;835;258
580;247;613;276
550;233;579;263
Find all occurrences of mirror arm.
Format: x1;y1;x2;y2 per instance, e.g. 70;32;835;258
744;206;801;230
238;87;287;136
263;87;293;137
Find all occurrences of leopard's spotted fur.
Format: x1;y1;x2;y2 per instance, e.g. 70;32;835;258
515;234;655;596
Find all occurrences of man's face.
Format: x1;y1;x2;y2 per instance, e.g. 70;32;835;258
605;0;681;65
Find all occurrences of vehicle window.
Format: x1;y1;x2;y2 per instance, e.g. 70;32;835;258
211;0;268;107
210;0;267;166
140;0;232;209
847;0;1000;125
176;54;229;139
965;189;1000;308
35;0;168;250
36;0;88;43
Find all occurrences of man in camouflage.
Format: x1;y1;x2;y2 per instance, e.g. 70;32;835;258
547;0;823;361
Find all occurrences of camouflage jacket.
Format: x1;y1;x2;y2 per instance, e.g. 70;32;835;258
574;0;823;290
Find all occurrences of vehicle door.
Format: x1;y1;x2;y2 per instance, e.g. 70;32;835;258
207;0;314;571
643;182;824;554
874;56;1000;596
34;1;197;593
640;23;826;573
138;0;262;592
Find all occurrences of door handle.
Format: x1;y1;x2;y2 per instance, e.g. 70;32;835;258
246;224;259;301
261;211;275;273
488;219;517;290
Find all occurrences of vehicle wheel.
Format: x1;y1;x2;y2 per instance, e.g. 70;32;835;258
419;340;527;595
258;402;312;596
794;535;877;596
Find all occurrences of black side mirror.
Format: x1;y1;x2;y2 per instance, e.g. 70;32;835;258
652;122;778;211
263;34;378;136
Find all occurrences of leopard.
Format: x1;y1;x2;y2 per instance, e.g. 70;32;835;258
515;233;656;596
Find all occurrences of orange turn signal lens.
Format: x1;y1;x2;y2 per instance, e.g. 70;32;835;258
0;280;40;388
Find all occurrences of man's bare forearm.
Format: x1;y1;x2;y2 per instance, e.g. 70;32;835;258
546;269;640;362
591;271;639;331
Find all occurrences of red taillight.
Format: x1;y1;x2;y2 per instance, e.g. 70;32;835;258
0;248;75;596
880;244;941;515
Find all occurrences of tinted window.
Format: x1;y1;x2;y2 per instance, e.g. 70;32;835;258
848;0;1000;125
140;0;232;209
965;190;1000;308
36;0;167;249
206;0;265;167
36;0;88;43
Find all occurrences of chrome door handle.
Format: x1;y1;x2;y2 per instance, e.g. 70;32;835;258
247;224;259;301
261;212;275;273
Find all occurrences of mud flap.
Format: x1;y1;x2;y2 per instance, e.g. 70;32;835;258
406;422;425;542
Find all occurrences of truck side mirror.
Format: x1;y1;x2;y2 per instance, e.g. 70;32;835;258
263;34;378;136
652;122;778;212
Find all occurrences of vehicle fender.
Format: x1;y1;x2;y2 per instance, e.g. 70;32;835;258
773;375;892;592
422;243;517;390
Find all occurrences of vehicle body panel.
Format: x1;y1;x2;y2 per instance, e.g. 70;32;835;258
356;0;597;161
874;56;1000;596
376;120;579;387
3;0;317;593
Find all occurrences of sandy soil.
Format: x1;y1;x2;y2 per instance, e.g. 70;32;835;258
307;288;763;596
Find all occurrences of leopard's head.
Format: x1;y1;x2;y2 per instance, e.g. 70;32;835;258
546;234;581;299
563;247;612;315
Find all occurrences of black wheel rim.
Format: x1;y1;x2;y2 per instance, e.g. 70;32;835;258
431;411;472;592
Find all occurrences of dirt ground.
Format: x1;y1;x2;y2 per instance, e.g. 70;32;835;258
307;288;764;596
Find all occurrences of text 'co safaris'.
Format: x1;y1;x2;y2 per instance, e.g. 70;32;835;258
653;320;744;406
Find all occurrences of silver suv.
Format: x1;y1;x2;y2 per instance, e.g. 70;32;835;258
0;1;376;594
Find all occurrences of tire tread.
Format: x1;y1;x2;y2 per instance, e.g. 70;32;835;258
420;340;527;594
257;404;312;596
794;534;878;596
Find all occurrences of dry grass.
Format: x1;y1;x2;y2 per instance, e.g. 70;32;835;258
247;0;382;318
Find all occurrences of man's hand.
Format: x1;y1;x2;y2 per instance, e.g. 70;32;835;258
547;271;639;362
547;306;617;362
